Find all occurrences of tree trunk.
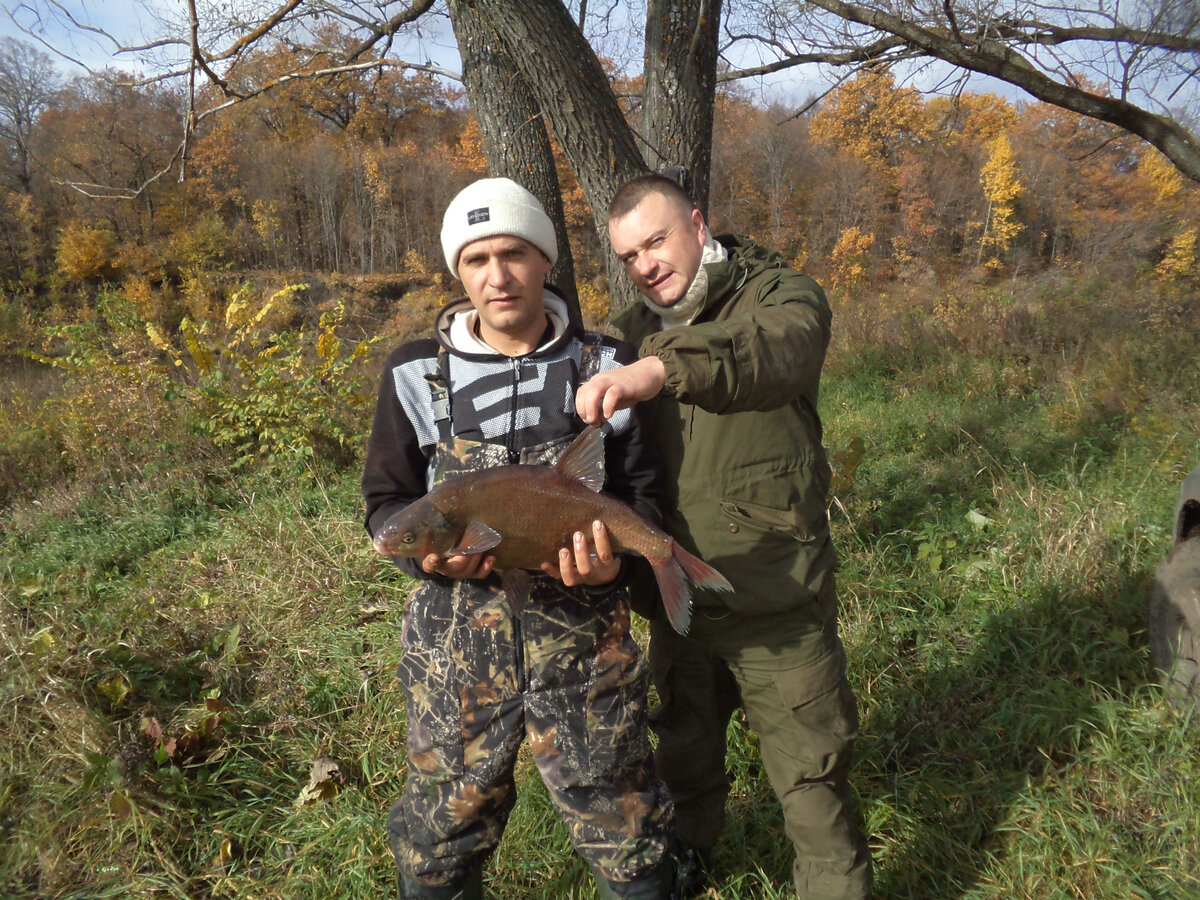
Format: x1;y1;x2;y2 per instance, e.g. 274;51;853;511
447;0;581;325
464;0;651;313
642;0;722;217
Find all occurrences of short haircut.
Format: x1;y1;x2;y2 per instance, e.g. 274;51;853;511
607;174;695;223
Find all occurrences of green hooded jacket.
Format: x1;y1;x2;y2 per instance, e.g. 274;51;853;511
610;234;837;614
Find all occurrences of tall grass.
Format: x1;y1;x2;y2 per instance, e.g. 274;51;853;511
1;273;1197;898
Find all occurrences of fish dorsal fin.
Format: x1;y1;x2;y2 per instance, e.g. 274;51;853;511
451;521;502;555
556;426;605;492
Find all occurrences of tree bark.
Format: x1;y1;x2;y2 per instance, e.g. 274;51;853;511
466;0;651;312
642;0;722;216
446;0;580;324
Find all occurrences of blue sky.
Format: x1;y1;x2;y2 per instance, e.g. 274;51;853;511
0;1;167;72
0;1;1108;111
0;1;997;104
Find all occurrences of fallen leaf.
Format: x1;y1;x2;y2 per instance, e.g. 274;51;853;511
109;793;133;820
296;756;349;806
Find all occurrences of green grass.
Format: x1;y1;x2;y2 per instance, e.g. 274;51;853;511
2;279;1199;898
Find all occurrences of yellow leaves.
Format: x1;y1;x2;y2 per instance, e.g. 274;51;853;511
251;199;282;246
1140;149;1185;206
829;226;876;297
978;134;1024;265
402;247;432;275
180;317;214;375
96;673;131;708
224;282;307;335
295;756;349;806
577;278;611;329
452;117;489;176
361;148;391;207
1155;227;1197;282
316;327;339;362
981;135;1022;206
810;70;930;172
934;92;1019;145
28;626;57;657
55;221;119;282
145;322;176;356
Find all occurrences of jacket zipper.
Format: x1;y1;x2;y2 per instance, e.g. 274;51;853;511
507;358;521;463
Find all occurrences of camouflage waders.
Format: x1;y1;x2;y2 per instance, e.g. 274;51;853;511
389;345;674;897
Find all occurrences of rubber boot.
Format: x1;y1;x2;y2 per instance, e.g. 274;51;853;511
670;842;711;899
397;864;483;900
592;856;676;900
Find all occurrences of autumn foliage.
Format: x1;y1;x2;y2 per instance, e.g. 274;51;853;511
0;38;1188;305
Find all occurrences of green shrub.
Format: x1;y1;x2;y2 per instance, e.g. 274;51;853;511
175;290;380;470
18;287;379;485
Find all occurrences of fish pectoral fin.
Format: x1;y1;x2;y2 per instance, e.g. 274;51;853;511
452;521;502;555
555;426;606;492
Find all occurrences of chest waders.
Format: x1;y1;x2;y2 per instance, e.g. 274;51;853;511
424;334;604;488
390;336;678;900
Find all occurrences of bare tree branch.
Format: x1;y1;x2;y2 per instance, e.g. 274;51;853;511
728;0;1200;183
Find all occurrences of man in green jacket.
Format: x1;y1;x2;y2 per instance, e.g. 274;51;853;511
576;173;873;900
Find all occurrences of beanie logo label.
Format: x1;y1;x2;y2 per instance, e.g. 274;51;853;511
467;207;490;225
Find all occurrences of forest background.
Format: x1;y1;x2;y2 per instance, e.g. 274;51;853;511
1;14;1199;900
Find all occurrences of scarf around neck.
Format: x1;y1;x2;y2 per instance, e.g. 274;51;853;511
644;233;728;330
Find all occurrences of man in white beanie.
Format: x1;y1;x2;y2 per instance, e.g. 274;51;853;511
363;177;679;899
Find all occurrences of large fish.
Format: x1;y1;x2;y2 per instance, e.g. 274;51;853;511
372;426;732;634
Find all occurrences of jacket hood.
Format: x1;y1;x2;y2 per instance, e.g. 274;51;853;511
434;286;577;359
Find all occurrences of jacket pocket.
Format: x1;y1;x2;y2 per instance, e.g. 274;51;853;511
770;643;859;778
720;497;823;543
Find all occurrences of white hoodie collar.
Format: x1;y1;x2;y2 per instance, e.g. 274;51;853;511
442;290;571;355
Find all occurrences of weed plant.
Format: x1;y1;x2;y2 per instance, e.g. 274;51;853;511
1;274;1198;898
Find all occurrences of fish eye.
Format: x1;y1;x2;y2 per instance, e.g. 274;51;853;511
401;533;416;544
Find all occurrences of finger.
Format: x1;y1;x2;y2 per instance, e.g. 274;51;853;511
440;555;466;577
559;547;580;587
421;553;441;574
602;385;623;421
591;520;613;562
575;383;601;424
572;532;594;577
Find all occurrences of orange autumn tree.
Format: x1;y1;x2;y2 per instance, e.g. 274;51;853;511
810;69;931;265
810;69;931;178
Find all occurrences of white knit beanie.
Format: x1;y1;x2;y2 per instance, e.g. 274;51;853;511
440;177;559;274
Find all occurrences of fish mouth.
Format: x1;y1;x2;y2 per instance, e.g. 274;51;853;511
372;534;397;556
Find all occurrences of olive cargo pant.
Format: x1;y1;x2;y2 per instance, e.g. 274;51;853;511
648;582;873;899
390;575;673;890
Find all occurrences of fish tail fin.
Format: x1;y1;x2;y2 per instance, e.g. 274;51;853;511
671;542;734;594
651;544;734;636
650;559;692;636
